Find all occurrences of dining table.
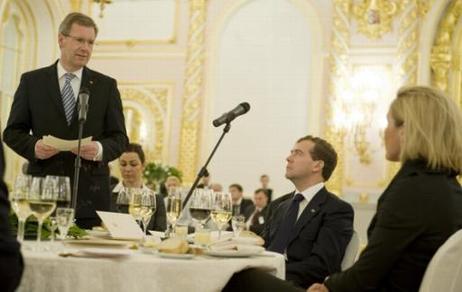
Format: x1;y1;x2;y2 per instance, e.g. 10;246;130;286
17;240;285;292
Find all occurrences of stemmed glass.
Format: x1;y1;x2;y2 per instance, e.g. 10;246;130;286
128;188;143;223
116;186;131;214
139;189;157;237
211;192;233;240
189;189;213;230
10;174;33;243
29;177;57;246
54;176;74;240
166;187;182;237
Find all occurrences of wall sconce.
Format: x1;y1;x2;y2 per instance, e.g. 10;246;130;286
352;0;402;39
332;66;393;165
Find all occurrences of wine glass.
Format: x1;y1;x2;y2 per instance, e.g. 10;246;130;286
56;207;75;240
211;192;232;240
116;186;131;213
166;187;182;237
56;176;71;206
189;189;212;230
128;188;143;222
231;215;246;237
11;174;32;243
139;189;157;237
30;177;57;246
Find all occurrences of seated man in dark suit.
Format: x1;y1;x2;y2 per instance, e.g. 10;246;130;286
0;141;24;291
229;183;254;220
225;135;353;291
245;188;270;236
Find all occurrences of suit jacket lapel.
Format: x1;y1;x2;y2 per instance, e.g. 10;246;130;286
46;61;68;124
288;187;328;244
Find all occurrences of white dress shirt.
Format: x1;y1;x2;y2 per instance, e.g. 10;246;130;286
295;182;325;220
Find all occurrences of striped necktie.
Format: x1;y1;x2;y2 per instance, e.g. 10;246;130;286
62;73;76;125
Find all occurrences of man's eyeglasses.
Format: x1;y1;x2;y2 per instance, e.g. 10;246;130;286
63;34;95;46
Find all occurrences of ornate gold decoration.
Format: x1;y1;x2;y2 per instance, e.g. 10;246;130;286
352;0;404;39
178;0;207;184
92;0;112;18
119;85;171;163
70;0;82;12
431;0;462;97
325;0;351;195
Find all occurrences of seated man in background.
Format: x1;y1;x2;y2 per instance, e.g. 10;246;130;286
229;183;254;220
112;143;167;232
0;141;23;291
245;188;270;236
225;135;353;291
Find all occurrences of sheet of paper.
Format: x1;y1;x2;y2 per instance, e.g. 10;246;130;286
42;135;92;151
96;211;144;240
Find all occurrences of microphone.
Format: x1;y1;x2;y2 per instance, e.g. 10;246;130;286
78;87;90;122
213;102;250;127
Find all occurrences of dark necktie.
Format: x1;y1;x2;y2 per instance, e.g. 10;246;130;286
61;73;76;125
268;193;304;253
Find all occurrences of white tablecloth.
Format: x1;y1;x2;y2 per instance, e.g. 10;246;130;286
17;242;285;292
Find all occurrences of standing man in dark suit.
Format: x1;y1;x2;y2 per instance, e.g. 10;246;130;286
229;183;254;220
3;12;128;229
0;140;23;291
265;135;353;289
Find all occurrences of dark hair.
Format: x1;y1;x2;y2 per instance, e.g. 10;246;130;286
254;188;269;199
297;135;337;181
229;183;243;192
260;174;269;179
59;12;98;36
123;143;145;164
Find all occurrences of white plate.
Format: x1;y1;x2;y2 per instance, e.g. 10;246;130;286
63;239;131;248
206;246;265;258
158;252;194;259
79;248;132;258
86;230;111;238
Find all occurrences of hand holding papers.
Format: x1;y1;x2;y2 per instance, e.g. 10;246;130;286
42;135;92;151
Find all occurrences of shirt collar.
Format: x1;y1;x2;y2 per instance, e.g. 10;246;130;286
295;182;325;203
57;60;83;80
113;181;151;193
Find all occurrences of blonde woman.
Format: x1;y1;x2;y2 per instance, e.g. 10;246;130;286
308;86;462;291
224;86;462;292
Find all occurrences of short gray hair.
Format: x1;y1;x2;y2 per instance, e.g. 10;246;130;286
59;12;98;36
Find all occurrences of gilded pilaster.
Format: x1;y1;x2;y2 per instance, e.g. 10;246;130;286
178;0;207;183
325;0;351;195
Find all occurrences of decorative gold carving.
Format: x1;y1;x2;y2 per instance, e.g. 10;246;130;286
325;0;351;195
70;0;82;12
431;0;462;94
352;0;403;39
119;85;171;163
178;0;207;184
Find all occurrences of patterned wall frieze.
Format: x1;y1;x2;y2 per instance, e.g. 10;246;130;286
178;0;207;183
430;0;462;93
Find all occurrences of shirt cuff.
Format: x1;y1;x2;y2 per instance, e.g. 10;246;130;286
94;141;103;161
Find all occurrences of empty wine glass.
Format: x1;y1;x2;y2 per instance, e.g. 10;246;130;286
211;192;232;240
56;207;75;240
116;186;131;213
56;176;71;205
231;215;246;237
11;174;32;243
189;189;213;230
30;177;57;246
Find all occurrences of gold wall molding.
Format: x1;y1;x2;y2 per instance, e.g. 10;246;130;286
119;83;173;163
178;0;207;184
325;0;351;195
352;0;404;39
431;0;462;94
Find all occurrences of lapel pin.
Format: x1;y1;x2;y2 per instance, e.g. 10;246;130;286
311;209;316;213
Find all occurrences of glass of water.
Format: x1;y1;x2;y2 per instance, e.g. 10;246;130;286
56;207;75;240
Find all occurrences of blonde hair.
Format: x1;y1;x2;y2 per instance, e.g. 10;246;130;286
390;86;462;173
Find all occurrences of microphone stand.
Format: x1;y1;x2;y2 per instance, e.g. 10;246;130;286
182;122;231;209
71;117;86;210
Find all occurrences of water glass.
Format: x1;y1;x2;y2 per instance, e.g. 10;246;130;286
56;207;75;240
231;215;246;237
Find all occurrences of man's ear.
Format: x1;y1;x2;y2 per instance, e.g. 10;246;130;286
314;160;324;173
